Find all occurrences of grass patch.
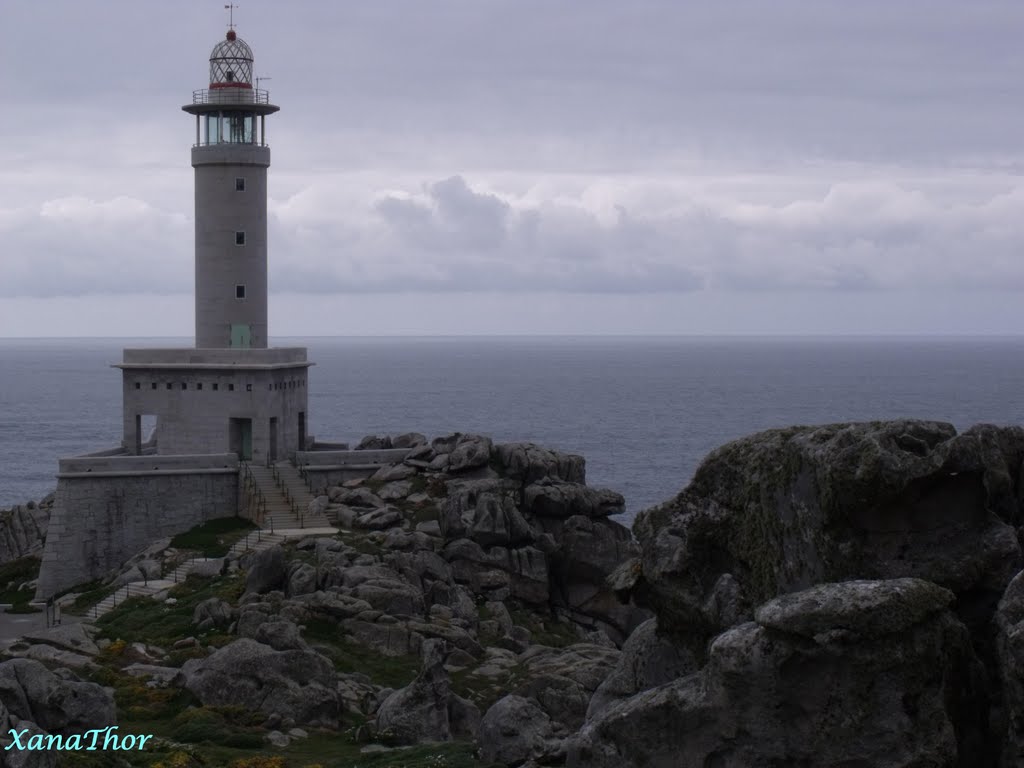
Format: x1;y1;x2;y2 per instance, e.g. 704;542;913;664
409;505;440;525
97;573;245;649
63;579;117;616
508;608;578;648
171;517;256;557
346;535;384;556
450;661;530;713
303;618;420;689
66;735;501;768
168;706;265;748
0;555;41;612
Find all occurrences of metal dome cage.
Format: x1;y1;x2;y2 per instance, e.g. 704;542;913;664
209;31;253;88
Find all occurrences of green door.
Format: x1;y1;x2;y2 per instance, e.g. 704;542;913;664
241;419;253;461
230;324;252;349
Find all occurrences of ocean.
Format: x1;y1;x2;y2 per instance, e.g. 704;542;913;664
2;336;1023;523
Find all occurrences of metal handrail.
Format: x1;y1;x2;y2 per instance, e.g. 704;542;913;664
192;88;271;105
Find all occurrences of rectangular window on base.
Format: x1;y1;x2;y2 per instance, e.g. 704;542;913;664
236;285;246;299
235;177;246;192
235;231;246;246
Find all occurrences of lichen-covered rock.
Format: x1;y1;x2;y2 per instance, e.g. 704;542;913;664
192;597;235;631
479;694;563;766
254;619;308;652
633;421;1024;651
996;569;1024;766
286;562;318;597
448;435;493;473
586;618;697;720
357;435;392;450
492;443;586;485
515;643;620;730
440;479;522;541
0;499;50;566
392;432;427;450
375;639;480;744
182;639;338;726
555;515;635;584
568;578;987;768
0;658;116;735
244;544;287;595
524;480;625;519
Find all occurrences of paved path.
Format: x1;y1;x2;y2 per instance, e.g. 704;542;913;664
0;610;81;647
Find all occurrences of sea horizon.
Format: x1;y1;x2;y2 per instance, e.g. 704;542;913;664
4;334;1024;515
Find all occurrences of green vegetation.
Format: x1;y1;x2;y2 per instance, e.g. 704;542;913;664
409;505;440;525
84;664;197;723
303;618;420;689
64;578;117;616
171;517;257;557
97;573;245;649
56;737;499;765
0;555;41;612
509;607;578;648
450;661;528;713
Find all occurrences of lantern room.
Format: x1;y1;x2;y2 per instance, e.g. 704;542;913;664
183;29;279;147
209;30;254;87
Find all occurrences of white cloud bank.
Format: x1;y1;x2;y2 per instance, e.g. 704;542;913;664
3;171;1021;300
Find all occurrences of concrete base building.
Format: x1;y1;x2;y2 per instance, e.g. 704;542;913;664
117;348;311;462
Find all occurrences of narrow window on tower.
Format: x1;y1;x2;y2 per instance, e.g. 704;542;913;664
235;177;246;192
236;284;246;299
235;231;246;246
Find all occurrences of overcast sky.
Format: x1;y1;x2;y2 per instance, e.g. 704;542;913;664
1;0;1022;336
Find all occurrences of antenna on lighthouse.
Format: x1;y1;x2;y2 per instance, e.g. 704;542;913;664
225;3;238;32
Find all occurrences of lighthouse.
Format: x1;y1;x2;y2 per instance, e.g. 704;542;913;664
110;25;311;463
183;28;279;350
35;18;334;601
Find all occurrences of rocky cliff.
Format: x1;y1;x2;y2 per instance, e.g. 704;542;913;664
7;422;1024;767
0;496;51;565
571;420;1024;767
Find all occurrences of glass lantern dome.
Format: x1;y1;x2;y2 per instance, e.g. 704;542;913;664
209;30;253;88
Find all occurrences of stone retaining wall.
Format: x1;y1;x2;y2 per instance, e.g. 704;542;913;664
36;452;240;598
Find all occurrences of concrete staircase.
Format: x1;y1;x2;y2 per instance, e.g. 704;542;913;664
246;462;330;531
82;531;293;621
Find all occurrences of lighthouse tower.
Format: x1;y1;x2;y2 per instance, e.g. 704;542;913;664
110;25;311;463
183;29;279;349
35;19;329;602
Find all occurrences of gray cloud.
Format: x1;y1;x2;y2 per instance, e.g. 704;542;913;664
1;1;1023;334
3;173;1023;299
